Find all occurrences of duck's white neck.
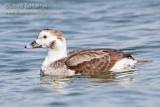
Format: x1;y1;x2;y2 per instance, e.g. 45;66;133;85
42;48;67;67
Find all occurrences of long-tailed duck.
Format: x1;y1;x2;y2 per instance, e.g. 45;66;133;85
25;29;151;76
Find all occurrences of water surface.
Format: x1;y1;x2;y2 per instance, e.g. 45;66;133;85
0;0;160;107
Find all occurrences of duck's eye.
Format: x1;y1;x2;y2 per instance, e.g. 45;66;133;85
43;35;47;39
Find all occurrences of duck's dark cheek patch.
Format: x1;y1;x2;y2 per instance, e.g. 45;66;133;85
50;41;55;49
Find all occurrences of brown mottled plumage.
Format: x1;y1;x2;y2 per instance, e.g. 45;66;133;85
49;48;131;75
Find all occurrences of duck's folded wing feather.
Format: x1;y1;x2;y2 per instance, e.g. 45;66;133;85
66;50;112;75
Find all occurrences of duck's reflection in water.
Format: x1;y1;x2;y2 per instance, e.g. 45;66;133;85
40;75;70;88
39;75;71;94
40;70;135;89
92;71;135;87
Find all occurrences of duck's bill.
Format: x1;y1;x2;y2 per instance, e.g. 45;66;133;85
25;41;42;48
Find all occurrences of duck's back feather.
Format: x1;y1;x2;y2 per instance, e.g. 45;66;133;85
65;48;131;75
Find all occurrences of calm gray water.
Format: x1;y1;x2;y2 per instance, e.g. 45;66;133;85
0;0;160;107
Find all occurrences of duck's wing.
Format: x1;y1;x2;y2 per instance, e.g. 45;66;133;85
67;48;124;56
66;49;124;75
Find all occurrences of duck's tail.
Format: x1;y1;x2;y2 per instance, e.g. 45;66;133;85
136;60;152;64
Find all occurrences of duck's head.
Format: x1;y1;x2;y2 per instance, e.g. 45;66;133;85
25;29;66;50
